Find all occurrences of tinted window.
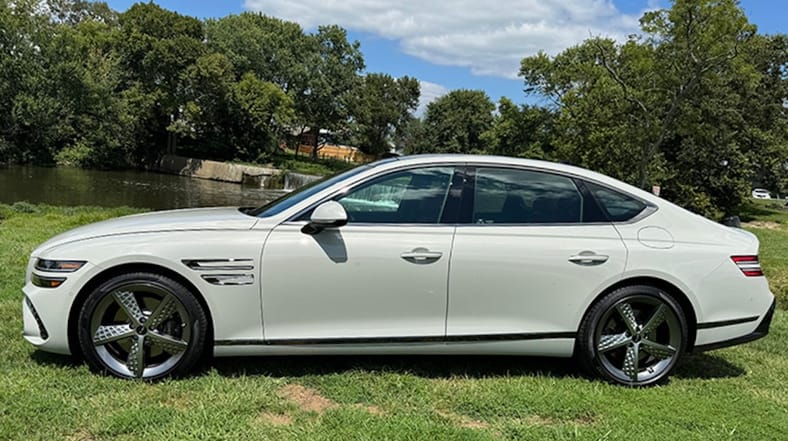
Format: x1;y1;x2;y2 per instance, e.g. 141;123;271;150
585;181;647;222
472;168;583;224
337;167;454;223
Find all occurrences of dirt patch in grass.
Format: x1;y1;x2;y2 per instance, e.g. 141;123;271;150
744;221;782;230
257;412;294;426
514;413;596;427
277;384;337;414
354;403;385;416
162;393;191;411
437;410;490;429
65;430;97;441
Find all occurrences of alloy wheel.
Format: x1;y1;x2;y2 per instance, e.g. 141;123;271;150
89;283;191;379
594;295;682;384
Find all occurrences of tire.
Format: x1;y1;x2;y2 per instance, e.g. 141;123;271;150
577;285;687;386
77;272;208;380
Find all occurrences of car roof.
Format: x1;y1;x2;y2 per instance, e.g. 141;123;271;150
380;154;660;205
388;154;596;177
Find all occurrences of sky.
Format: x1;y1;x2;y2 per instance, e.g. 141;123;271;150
104;0;784;113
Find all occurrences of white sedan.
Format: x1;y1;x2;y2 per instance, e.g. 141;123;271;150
751;189;772;199
22;155;775;386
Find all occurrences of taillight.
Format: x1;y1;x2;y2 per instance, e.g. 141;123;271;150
731;255;764;277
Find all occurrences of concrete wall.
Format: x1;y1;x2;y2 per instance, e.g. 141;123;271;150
156;155;281;184
155;155;321;190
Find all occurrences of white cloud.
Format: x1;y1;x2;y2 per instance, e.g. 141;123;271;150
243;0;651;79
416;80;449;115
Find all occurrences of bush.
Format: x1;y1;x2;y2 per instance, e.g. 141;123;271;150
11;201;39;214
55;142;94;167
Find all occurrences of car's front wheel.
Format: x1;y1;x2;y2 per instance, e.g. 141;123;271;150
77;272;208;380
577;285;687;386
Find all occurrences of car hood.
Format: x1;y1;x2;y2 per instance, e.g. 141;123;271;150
33;207;258;255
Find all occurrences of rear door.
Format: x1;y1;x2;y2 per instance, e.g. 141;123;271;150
447;166;628;337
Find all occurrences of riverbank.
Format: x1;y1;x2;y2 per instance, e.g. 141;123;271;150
0;202;787;440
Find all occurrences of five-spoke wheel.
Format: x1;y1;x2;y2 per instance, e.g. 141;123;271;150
578;285;687;386
78;273;208;380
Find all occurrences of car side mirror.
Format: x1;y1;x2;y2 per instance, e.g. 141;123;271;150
301;201;348;235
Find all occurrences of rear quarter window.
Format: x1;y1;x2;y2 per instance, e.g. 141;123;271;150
585;181;647;222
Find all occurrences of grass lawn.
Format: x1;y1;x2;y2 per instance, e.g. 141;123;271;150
1;202;787;440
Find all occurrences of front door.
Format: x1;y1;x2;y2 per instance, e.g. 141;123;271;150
261;166;460;341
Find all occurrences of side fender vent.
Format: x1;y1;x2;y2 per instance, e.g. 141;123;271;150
182;259;254;271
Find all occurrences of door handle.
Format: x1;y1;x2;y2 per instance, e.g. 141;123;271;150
401;248;443;263
568;252;609;266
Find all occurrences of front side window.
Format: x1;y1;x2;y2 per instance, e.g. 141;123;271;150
337;167;455;224
471;167;583;224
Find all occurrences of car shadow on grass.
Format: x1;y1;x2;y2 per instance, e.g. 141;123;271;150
674;353;746;379
212;354;579;380
211;352;745;381
29;350;82;368
28;349;746;382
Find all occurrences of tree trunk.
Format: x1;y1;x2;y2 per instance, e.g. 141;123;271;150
311;127;320;160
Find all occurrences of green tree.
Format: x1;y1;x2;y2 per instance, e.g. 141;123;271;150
396;115;426;155
352;73;420;155
173;52;236;159
482;97;555;159
520;0;781;217
49;20;133;168
47;0;117;25
205;13;310;91
741;34;788;197
417;90;495;154
230;73;294;161
299;25;365;158
0;0;56;164
115;2;206;162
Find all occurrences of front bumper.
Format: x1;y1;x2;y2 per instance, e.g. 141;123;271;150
22;283;74;355
694;298;776;352
22;261;98;355
22;296;49;342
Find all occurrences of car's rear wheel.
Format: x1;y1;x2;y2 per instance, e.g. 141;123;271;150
77;272;207;380
577;285;687;386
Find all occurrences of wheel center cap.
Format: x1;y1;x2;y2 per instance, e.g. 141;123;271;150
632;333;641;343
136;325;147;335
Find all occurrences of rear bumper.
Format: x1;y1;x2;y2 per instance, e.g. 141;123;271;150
694;298;775;352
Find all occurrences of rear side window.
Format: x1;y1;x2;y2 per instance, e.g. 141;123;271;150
471;167;583;224
585;181;647;222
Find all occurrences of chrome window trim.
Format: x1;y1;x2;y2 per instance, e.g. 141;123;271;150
285;161;658;227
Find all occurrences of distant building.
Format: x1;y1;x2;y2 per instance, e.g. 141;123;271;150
295;143;376;164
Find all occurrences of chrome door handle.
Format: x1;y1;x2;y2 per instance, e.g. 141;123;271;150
401;248;443;263
568;253;609;265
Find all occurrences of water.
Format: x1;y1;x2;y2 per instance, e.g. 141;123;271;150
0;166;287;210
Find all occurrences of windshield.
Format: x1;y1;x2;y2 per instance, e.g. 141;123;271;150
247;164;372;218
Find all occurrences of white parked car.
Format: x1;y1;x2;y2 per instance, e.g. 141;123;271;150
751;189;772;199
22;155;775;386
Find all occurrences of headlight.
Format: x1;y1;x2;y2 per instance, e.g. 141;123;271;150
34;259;86;273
